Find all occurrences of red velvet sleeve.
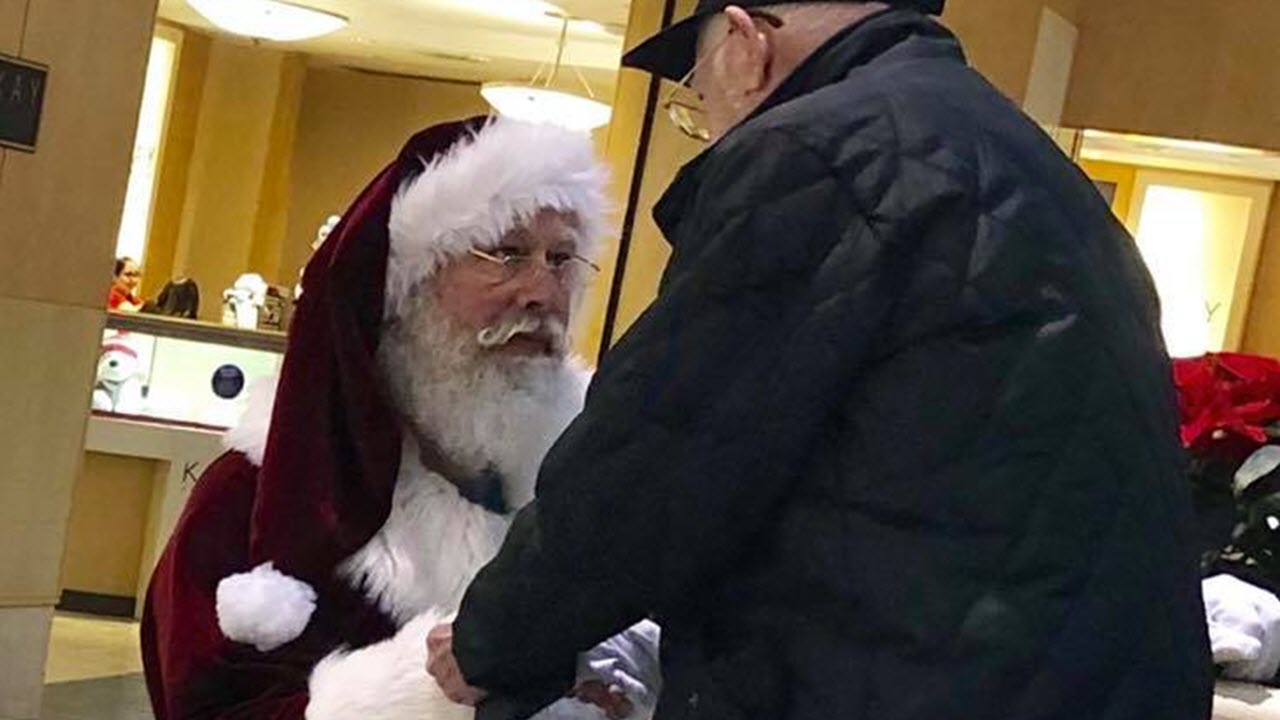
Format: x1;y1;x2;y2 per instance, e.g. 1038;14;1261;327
141;452;315;720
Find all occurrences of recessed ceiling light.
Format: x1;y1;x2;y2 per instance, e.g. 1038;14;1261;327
186;0;348;42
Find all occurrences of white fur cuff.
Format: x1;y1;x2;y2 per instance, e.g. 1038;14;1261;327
217;562;317;652
307;610;469;720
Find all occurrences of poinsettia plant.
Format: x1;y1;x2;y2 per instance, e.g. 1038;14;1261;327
1174;352;1280;462
1175;353;1280;581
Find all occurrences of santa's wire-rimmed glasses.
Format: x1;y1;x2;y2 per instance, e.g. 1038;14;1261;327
468;247;600;285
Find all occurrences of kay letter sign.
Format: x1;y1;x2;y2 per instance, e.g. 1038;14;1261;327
0;54;48;153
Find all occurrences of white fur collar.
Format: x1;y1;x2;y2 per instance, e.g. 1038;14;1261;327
338;441;512;624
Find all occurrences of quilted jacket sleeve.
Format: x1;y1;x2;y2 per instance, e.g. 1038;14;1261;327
455;126;955;705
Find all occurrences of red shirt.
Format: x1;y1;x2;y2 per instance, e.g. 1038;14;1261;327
109;286;143;311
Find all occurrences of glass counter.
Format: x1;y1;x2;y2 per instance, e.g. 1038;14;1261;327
92;311;285;429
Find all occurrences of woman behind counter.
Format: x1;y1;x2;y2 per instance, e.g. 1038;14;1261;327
109;257;144;312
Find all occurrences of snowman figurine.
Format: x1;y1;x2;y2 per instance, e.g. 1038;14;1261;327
222;273;270;330
92;342;146;413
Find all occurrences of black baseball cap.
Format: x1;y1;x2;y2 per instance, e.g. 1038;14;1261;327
622;0;946;81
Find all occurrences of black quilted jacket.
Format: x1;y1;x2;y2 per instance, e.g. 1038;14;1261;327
456;10;1214;720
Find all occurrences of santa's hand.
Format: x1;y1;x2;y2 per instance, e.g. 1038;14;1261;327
573;680;634;720
1204;574;1280;681
426;622;488;706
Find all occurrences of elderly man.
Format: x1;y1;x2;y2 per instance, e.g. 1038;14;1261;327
429;3;1214;720
140;117;659;720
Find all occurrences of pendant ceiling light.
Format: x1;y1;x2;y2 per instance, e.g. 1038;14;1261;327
187;0;348;42
481;14;612;132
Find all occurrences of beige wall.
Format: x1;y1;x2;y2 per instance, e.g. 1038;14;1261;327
281;68;490;284
0;0;157;716
943;0;1047;103
59;454;157;598
1064;0;1280;152
941;0;1084;106
250;55;307;283
170;37;303;321
1045;0;1081;23
143;27;210;299
1244;205;1280;356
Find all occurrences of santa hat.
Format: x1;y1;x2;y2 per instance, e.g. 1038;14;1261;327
214;116;608;652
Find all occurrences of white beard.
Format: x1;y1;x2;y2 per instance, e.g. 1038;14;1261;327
338;289;588;623
377;292;588;509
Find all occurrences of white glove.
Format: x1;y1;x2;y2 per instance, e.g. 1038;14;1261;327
577;621;662;712
1204;574;1280;682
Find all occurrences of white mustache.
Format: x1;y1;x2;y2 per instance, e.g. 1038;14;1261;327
476;314;565;350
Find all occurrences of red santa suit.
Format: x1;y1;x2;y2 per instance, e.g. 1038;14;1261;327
141;117;660;720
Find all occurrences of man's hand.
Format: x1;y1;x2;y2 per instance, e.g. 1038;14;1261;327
426;623;488;706
573;680;634;720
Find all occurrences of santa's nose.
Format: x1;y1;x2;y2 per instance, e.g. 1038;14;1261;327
513;267;568;315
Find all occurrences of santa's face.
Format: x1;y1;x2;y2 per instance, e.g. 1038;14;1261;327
431;208;584;358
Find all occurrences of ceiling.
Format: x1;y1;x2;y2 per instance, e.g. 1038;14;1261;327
1081;130;1280;182
156;0;631;92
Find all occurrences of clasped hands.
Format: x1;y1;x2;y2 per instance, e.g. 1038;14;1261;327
426;623;635;719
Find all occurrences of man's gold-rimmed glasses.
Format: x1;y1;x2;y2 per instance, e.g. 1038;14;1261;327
663;10;785;142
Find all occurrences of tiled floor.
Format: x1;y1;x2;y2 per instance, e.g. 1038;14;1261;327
37;614;152;720
45;614;143;684
39;675;151;720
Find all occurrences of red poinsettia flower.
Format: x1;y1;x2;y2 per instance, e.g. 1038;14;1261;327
1173;353;1280;458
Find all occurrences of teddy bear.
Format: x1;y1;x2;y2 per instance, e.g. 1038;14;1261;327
91;341;146;414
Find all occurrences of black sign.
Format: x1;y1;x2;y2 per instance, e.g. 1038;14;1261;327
0;53;48;153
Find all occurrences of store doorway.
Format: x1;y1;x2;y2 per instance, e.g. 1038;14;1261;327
1078;130;1280;358
1128;171;1272;357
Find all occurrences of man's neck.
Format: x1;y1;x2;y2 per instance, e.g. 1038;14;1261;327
769;2;891;93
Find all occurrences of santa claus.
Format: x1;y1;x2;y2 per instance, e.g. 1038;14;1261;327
141;116;660;720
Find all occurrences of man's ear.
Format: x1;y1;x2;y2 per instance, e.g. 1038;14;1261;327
721;6;773;94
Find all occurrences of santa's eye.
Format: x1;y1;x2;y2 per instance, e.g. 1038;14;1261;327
492;247;527;264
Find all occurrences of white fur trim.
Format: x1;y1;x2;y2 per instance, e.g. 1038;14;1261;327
340;440;513;626
216;562;317;652
306;610;470;720
222;375;279;466
307;610;648;720
386;117;609;319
